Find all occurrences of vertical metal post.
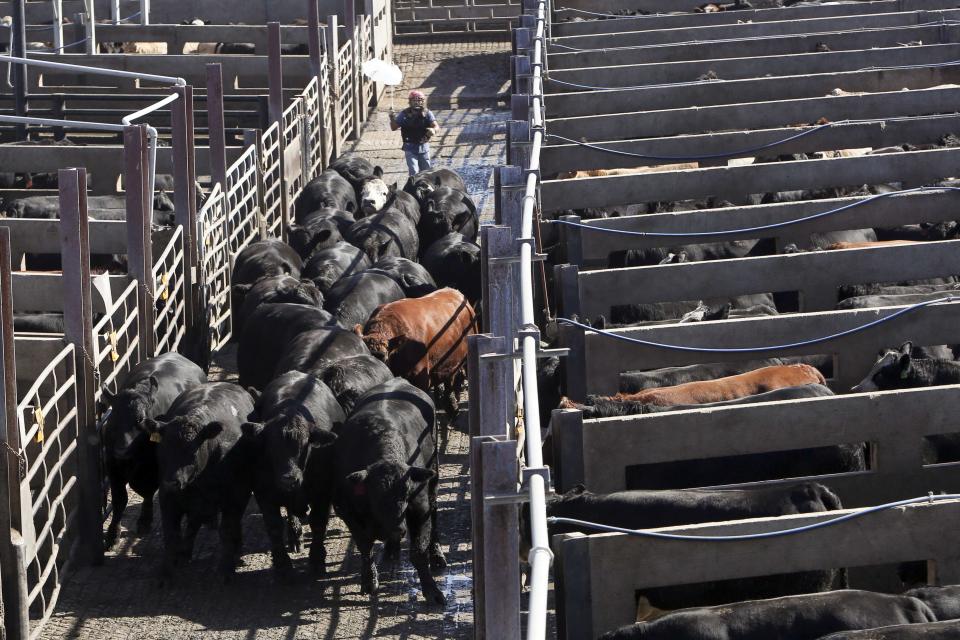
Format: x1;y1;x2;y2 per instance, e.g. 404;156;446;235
124;125;156;358
110;0;120;23
0;226;24;639
483;226;518;343
343;1;361;139
170;85;197;344
58;168;102;566
268;23;284;129
83;0;96;54
140;0;150;24
206;65;229;190
325;15;341;158
11;1;27;140
52;0;64;52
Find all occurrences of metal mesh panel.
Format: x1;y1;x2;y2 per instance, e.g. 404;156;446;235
337;39;355;143
92;280;141;403
302;77;324;178
225;146;262;256
358;18;374;106
151;226;186;356
14;343;80;638
197;184;232;351
260;122;283;238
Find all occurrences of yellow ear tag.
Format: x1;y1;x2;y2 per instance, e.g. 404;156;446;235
33;406;44;444
159;273;170;302
149;432;162;443
108;331;119;363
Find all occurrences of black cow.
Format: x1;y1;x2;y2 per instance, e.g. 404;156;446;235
323;271;406;329
599;591;937;640
839;277;958;301
142;382;256;582
330;153;382;203
272;326;369;379
852;343;960;464
285;216;344;261
816;621;960;639
302;241;372;294
13;313;66;333
528;483;844;611
403;167;467;208
620;358;787;393
608;293;777;326
100;353;207;548
876;221;960;242
418;187;479;251
295;207;356;234
345;202;420;262
308;353;394;414
905;585;960;621
332;378;446;605
242;372;344;579
836;290;959;310
852;342;960;393
231;239;303;316
234;275;324;338
366;257;438;298
296;170;357;219
609;240;760;268
421;232;482;306
237;303;334;389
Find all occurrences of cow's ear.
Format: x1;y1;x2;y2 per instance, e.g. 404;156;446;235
407;466;435;485
241;422;264;440
101;385;116;406
232;283;253;295
308;429;337;448
201;422;224;440
353;324;364;337
316;228;333;244
148;375;160;394
141;418;165;438
346;470;368;496
899;341;914;356
373;166;383;178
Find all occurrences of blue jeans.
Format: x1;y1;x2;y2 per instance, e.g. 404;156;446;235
405;148;432;176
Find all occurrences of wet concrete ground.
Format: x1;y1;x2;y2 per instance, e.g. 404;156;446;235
39;38;511;640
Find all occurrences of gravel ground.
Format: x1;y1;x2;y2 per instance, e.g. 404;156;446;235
38;39;511;640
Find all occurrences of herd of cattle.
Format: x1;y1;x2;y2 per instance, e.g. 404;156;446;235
62;154;482;607
530;131;960;635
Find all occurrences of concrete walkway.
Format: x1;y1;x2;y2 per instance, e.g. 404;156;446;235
39;38;510;640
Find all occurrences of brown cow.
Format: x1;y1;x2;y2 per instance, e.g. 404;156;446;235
356;287;476;420
560;364;826;413
825;240;920;250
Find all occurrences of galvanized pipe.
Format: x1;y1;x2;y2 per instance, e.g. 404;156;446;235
123;92;180;213
522;2;550;639
1;55;186;87
51;0;63;52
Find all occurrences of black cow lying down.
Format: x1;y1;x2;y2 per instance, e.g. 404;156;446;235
526;483;844;611
599;590;937;640
816;621;960;639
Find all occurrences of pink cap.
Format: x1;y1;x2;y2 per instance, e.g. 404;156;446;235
408;90;426;100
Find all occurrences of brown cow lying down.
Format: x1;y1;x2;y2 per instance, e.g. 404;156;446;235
826;240;920;250
555;163;699;180
357;287;476;419
560;364;826;416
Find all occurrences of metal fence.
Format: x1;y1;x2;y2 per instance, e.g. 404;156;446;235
13;343;80;640
151;227;186;357
393;0;521;36
92;280;141;402
196;184;232;352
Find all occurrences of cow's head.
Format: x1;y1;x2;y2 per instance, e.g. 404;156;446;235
343;460;435;537
422;188;477;243
286;220;343;260
359;171;388;215
143;416;224;493
254;275;324;309
242;414;337;493
101;376;160;461
851;341;915;393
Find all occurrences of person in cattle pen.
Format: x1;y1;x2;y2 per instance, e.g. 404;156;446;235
389;90;440;176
